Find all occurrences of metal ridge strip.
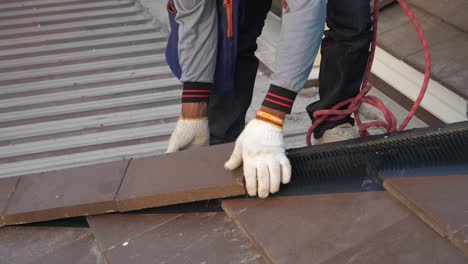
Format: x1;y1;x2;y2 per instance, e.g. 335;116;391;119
0;13;152;38
0;105;180;141
0;22;156;45
0;54;165;81
0;66;171;95
0;31;162;56
0;0;120;10
0;0;136;19
0;89;181;123
0;122;175;158
0;43;162;67
0;6;143;28
0;141;168;178
0;77;180;108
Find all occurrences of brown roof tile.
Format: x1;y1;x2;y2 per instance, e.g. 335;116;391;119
88;212;266;264
222;192;467;263
2;160;129;225
115;143;245;212
384;175;468;255
0;225;105;264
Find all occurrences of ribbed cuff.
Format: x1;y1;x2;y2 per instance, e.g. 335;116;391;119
261;85;298;114
182;82;212;103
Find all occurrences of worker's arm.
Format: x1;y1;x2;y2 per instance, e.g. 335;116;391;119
225;0;326;197
167;0;217;153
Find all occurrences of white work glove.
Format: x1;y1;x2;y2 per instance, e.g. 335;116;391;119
166;117;209;153
224;119;292;198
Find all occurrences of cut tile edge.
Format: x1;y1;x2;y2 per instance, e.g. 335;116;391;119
1;159;130;225
116;183;246;212
0;176;21;226
383;179;468;255
222;200;274;264
85;217;114;264
2;200;117;225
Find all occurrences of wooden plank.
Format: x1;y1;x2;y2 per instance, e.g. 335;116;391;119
445;68;468;101
369;74;445;126
372;45;468;123
0;225;106;264
407;0;468;33
406;34;468;79
384;175;468;255
405;34;468;100
378;8;459;60
378;3;468;100
87;212;266;264
0;176;19;226
2;160;129;225
222;192;468;263
115;143;245;212
376;2;419;35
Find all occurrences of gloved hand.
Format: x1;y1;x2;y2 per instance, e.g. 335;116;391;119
166;117;209;153
224;119;292;198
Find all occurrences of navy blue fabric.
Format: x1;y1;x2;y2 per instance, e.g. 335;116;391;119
165;0;182;79
165;0;239;95
209;0;272;145
212;0;239;95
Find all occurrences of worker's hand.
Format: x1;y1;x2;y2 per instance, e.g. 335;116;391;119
166;102;209;153
224;119;291;198
166;117;209;153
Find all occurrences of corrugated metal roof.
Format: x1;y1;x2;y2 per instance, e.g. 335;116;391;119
0;0;180;178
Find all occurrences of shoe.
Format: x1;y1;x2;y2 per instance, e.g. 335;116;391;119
314;123;359;145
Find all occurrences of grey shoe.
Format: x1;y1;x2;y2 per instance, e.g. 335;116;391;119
314;123;359;145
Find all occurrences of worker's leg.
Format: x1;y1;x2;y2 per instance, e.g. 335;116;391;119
306;0;372;138
209;0;272;145
173;0;218;85
270;0;326;94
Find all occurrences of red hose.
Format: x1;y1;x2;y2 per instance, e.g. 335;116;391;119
306;0;432;146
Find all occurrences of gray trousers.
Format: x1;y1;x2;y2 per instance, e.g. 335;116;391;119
270;0;326;93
